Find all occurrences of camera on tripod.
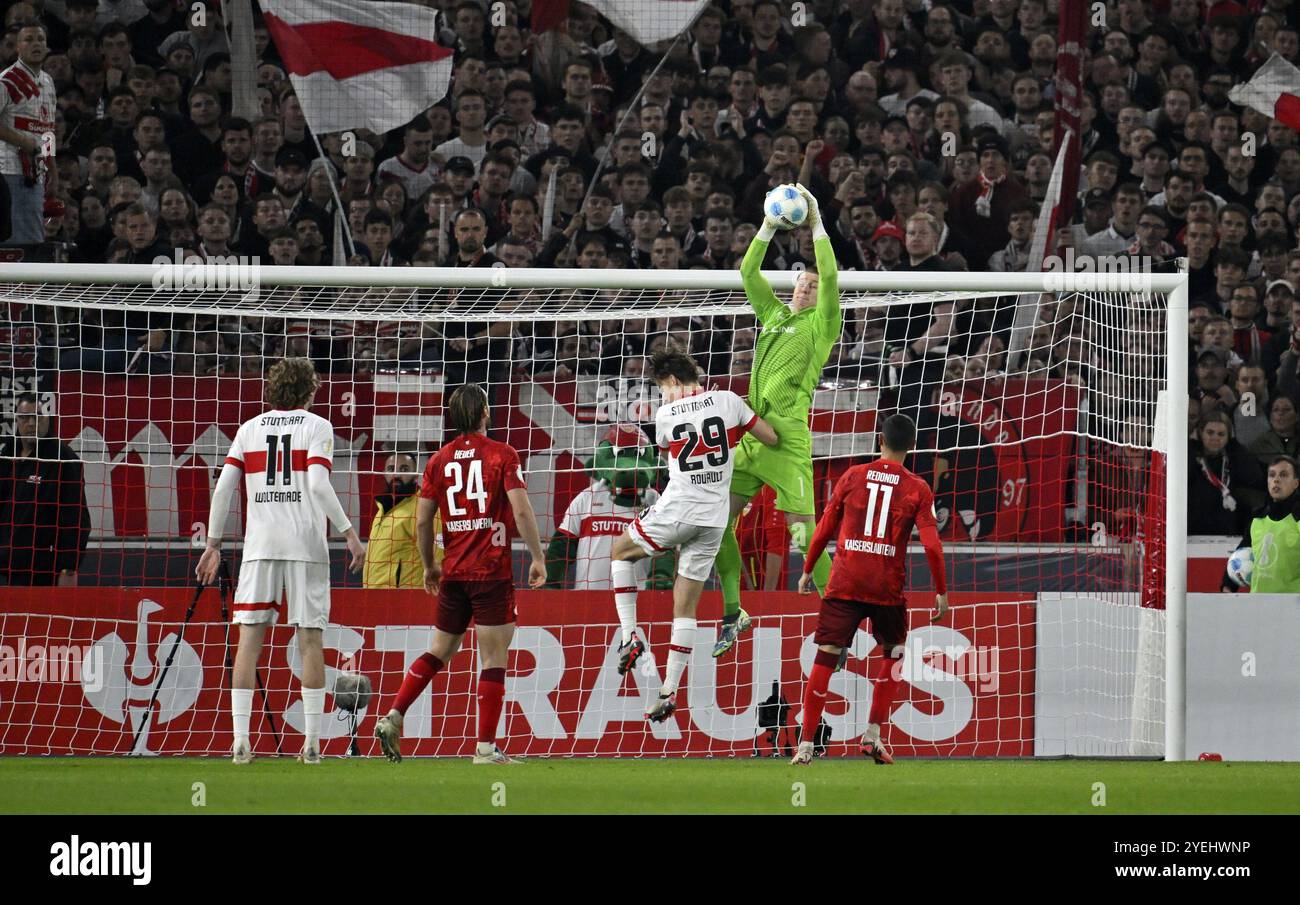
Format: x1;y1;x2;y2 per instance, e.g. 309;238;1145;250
755;680;831;757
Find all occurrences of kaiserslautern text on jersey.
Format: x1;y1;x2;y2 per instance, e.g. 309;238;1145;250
420;433;527;581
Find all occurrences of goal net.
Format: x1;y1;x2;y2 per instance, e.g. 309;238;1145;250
0;264;1187;759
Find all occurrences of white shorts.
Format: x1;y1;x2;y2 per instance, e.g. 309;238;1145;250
233;560;331;629
629;505;725;582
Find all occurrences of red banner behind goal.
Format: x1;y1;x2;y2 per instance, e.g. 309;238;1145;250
53;372;1079;545
0;590;1035;758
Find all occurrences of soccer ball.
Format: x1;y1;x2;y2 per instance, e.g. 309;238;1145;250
1226;547;1253;587
764;184;808;230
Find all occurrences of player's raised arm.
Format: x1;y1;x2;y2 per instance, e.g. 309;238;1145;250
507;487;547;588
740;205;785;327
796;183;841;338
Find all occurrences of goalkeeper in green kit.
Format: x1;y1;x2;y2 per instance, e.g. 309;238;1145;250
713;183;839;657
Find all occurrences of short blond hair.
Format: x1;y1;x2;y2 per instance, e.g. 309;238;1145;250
906;211;942;237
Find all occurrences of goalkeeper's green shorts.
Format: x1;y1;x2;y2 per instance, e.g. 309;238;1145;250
731;417;816;516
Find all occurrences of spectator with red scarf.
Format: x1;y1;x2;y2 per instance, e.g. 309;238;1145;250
949;133;1029;269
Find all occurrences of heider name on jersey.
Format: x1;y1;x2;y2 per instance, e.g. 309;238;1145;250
420;433;527;581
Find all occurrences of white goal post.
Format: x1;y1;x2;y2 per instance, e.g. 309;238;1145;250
0;263;1189;760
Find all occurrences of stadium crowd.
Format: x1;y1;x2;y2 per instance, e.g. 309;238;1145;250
3;0;1300;544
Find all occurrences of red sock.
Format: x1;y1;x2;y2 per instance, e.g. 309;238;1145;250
800;650;839;743
392;652;443;716
477;667;506;745
868;653;903;726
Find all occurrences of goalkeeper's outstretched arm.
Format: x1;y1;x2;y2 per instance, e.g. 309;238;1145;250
796;184;842;339
740;208;785;326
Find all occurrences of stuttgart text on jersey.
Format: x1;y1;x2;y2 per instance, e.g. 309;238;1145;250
669;396;717;414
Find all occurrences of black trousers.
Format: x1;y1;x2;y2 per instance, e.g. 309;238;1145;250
0;174;11;242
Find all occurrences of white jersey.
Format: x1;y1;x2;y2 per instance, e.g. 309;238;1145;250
223;409;337;563
0;60;56;179
376;155;440;201
559;484;658;589
653;389;757;528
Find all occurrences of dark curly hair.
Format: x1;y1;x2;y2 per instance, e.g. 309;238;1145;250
266;357;319;410
649;349;701;385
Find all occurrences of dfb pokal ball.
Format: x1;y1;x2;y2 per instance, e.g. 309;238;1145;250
764;184;808;230
1226;547;1253;588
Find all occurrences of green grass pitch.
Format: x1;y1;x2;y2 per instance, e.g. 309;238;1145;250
2;758;1298;814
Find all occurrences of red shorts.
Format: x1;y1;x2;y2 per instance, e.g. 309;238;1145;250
814;597;907;649
436;578;516;635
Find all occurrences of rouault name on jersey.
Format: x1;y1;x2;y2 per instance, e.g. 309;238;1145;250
253;490;303;503
445;516;495;532
689;471;724;484
671;397;716;414
843;538;897;556
866;470;901;485
260;415;306;426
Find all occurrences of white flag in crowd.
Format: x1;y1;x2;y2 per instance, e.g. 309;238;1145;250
258;0;453;135
1228;53;1300;132
533;0;711;46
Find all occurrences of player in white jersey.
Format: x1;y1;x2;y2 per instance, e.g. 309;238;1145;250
546;423;673;590
555;483;661;588
197;359;365;765
0;23;57;245
609;350;778;722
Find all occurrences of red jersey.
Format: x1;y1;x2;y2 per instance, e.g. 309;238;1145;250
420;433;527;581
805;458;938;606
739;485;790;591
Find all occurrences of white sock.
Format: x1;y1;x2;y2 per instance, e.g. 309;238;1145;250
231;688;253;745
612;559;639;645
662;617;696;694
302;686;325;749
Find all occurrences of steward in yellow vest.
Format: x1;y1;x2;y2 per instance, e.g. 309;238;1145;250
364;453;442;588
1223;455;1300;593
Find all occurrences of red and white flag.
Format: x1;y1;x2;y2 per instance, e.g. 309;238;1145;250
532;0;710;46
1229;53;1300;131
1026;130;1072;269
1007;131;1072;359
259;0;453;135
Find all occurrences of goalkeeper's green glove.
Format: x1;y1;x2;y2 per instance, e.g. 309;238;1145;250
758;206;783;241
795;183;825;238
